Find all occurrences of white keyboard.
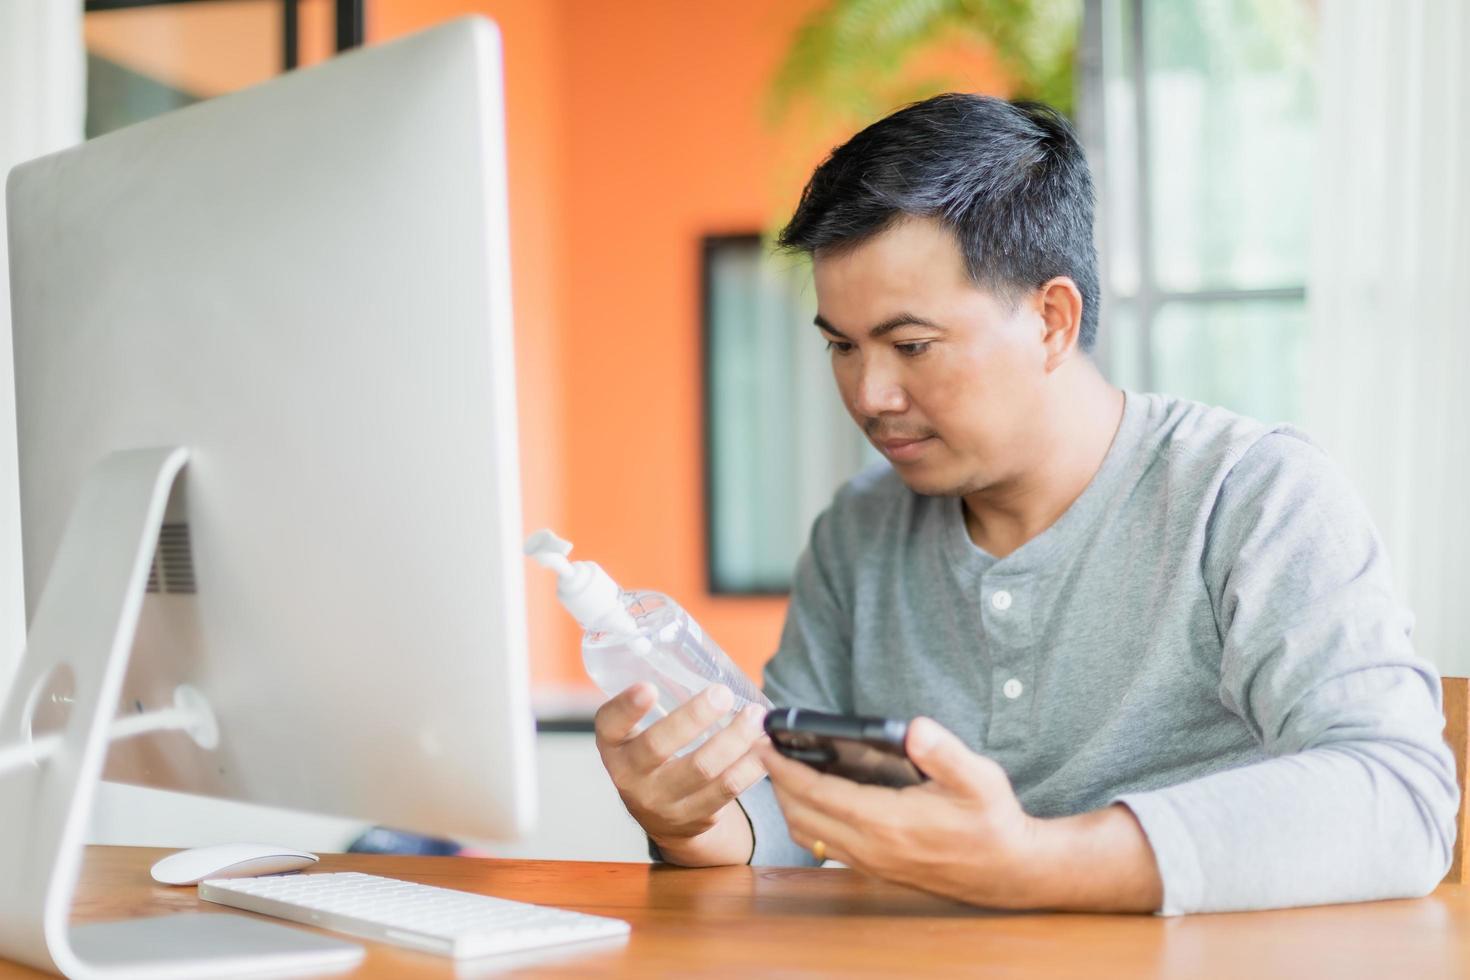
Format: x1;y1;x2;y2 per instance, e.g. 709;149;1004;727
199;871;630;959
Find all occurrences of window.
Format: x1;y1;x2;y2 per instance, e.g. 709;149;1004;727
702;1;1315;593
1087;0;1316;421
83;0;362;138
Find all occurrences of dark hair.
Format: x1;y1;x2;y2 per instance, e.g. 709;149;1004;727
777;93;1101;351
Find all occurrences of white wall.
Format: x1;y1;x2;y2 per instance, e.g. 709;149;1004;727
478;733;649;863
88;732;650;862
0;1;84;699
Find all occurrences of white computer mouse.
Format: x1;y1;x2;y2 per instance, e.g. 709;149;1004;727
150;842;319;886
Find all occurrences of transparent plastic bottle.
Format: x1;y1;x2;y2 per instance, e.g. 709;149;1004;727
525;530;770;746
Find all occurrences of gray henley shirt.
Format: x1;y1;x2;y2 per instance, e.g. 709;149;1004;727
734;389;1458;915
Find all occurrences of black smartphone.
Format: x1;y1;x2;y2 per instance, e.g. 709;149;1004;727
764;707;927;788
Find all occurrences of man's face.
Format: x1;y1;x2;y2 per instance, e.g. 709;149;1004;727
811;215;1051;498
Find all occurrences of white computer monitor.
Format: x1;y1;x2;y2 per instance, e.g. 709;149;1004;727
0;16;534;977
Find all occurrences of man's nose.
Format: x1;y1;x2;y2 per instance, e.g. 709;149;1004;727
853;359;908;416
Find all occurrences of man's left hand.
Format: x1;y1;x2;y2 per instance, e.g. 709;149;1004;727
758;716;1163;912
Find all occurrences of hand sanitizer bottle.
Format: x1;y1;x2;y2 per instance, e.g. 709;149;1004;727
525;530;771;743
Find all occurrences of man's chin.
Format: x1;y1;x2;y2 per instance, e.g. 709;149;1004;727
888;460;972;499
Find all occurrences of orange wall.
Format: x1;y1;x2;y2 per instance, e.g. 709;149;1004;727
556;0;824;684
373;0;822;692
368;1;1008;695
555;0;1006;687
84;1;1006;697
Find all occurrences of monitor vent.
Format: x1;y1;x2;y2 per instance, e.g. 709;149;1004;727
146;523;196;594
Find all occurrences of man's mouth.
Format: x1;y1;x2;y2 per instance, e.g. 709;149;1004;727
875;435;937;461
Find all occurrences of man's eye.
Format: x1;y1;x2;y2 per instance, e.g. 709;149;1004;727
825;340;854;355
896;341;932;357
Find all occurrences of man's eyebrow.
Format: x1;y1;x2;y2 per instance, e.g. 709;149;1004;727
813;312;946;339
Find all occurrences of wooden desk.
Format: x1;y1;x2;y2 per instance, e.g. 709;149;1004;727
3;846;1468;978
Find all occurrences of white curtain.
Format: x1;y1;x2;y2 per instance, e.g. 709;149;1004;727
0;2;85;697
1304;1;1470;676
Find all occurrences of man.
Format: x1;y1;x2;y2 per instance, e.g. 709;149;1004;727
593;94;1458;914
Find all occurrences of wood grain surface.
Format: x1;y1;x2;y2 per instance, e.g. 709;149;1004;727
0;846;1466;978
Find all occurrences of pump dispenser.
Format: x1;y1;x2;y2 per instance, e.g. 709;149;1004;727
525;529;770;742
525;530;647;649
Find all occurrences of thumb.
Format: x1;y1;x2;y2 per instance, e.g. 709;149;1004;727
905;717;1003;797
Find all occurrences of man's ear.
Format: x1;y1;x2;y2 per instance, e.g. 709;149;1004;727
1036;277;1084;372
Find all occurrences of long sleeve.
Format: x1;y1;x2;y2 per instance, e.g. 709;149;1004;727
1115;434;1459;914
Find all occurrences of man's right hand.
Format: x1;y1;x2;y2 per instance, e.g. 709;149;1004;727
594;682;768;867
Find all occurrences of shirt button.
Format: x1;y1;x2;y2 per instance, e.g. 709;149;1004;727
991;589;1013;611
1002;678;1024;700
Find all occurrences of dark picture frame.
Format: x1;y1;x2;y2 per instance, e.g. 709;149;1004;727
700;233;789;598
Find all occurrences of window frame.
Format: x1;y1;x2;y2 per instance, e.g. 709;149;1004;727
82;0;364;72
1082;0;1309;392
699;232;795;598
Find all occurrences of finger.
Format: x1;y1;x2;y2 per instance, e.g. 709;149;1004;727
904;716;1003;797
757;742;889;823
626;684;734;771
680;740;770;816
773;782;864;865
594;683;658;749
663;703;766;799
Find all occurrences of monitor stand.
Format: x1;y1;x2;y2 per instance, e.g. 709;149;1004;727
0;448;364;978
